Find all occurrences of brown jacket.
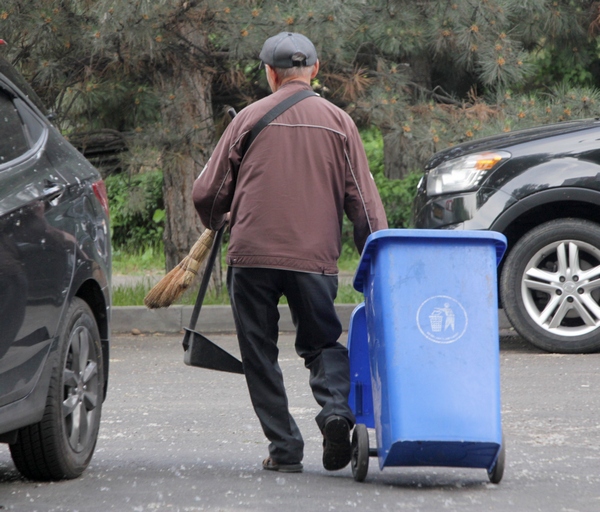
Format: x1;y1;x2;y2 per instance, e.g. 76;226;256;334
193;81;388;275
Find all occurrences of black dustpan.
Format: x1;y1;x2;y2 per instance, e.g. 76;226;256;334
182;225;244;374
183;329;243;374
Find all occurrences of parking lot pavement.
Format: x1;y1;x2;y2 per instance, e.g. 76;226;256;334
1;332;600;512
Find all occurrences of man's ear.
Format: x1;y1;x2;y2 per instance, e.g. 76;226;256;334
265;64;279;91
311;60;320;79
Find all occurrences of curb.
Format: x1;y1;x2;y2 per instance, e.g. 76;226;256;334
111;305;513;334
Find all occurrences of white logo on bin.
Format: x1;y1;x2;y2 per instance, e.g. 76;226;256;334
417;295;468;344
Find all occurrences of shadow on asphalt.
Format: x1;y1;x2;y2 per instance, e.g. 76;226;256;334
499;331;546;354
0;464;20;483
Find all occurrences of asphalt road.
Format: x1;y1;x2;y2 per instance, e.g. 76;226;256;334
1;332;600;512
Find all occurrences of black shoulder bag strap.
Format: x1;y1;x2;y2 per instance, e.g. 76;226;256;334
240;88;318;160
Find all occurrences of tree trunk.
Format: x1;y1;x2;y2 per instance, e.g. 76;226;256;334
158;26;217;282
406;54;432;92
383;129;413;180
161;70;215;268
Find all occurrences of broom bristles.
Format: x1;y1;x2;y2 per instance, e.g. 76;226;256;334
143;261;187;309
143;229;216;309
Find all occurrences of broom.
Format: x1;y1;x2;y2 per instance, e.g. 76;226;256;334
143;228;217;309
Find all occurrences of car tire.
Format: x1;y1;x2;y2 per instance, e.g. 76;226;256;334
501;218;600;353
9;297;104;480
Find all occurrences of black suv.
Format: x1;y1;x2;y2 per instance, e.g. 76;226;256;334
0;56;111;480
413;119;600;354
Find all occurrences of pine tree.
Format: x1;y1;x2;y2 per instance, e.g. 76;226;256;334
355;0;600;178
0;0;370;272
3;0;600;268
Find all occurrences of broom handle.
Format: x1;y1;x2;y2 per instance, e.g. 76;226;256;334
186;225;226;334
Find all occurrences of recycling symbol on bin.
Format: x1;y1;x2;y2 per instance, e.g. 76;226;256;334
416;295;468;344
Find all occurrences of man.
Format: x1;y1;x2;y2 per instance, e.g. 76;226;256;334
193;32;388;474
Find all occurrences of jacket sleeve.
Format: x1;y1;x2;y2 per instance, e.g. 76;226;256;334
343;123;388;254
192;123;242;230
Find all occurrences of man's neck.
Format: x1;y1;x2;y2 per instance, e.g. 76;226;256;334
280;76;310;87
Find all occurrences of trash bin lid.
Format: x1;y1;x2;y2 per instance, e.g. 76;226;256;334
353;229;507;293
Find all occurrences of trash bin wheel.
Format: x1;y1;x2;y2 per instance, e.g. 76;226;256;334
351;424;369;482
487;435;506;484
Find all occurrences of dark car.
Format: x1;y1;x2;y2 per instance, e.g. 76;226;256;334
0;55;111;480
412;119;600;354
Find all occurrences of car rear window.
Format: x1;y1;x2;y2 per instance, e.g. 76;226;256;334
0;57;48;116
0;90;29;164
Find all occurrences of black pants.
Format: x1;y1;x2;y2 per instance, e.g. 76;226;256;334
227;267;355;464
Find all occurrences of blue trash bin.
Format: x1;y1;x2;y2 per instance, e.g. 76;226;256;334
347;229;507;483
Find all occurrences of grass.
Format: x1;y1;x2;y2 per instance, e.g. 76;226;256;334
111;243;364;306
112;280;363;307
336;283;363;304
112;280;231;307
112;245;165;275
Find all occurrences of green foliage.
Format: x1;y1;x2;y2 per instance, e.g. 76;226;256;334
377;172;422;229
528;47;596;90
362;128;421;228
105;170;164;250
339;127;419;258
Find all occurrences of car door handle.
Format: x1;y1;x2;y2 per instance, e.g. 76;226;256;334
41;182;66;201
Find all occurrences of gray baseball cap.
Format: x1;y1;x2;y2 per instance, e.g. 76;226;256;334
259;32;318;68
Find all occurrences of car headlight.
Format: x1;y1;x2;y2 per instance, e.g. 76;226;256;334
426;151;511;196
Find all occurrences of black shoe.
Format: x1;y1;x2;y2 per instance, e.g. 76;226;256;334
262;457;303;473
322;415;352;471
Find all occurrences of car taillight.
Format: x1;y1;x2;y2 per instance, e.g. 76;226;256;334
92;179;110;218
